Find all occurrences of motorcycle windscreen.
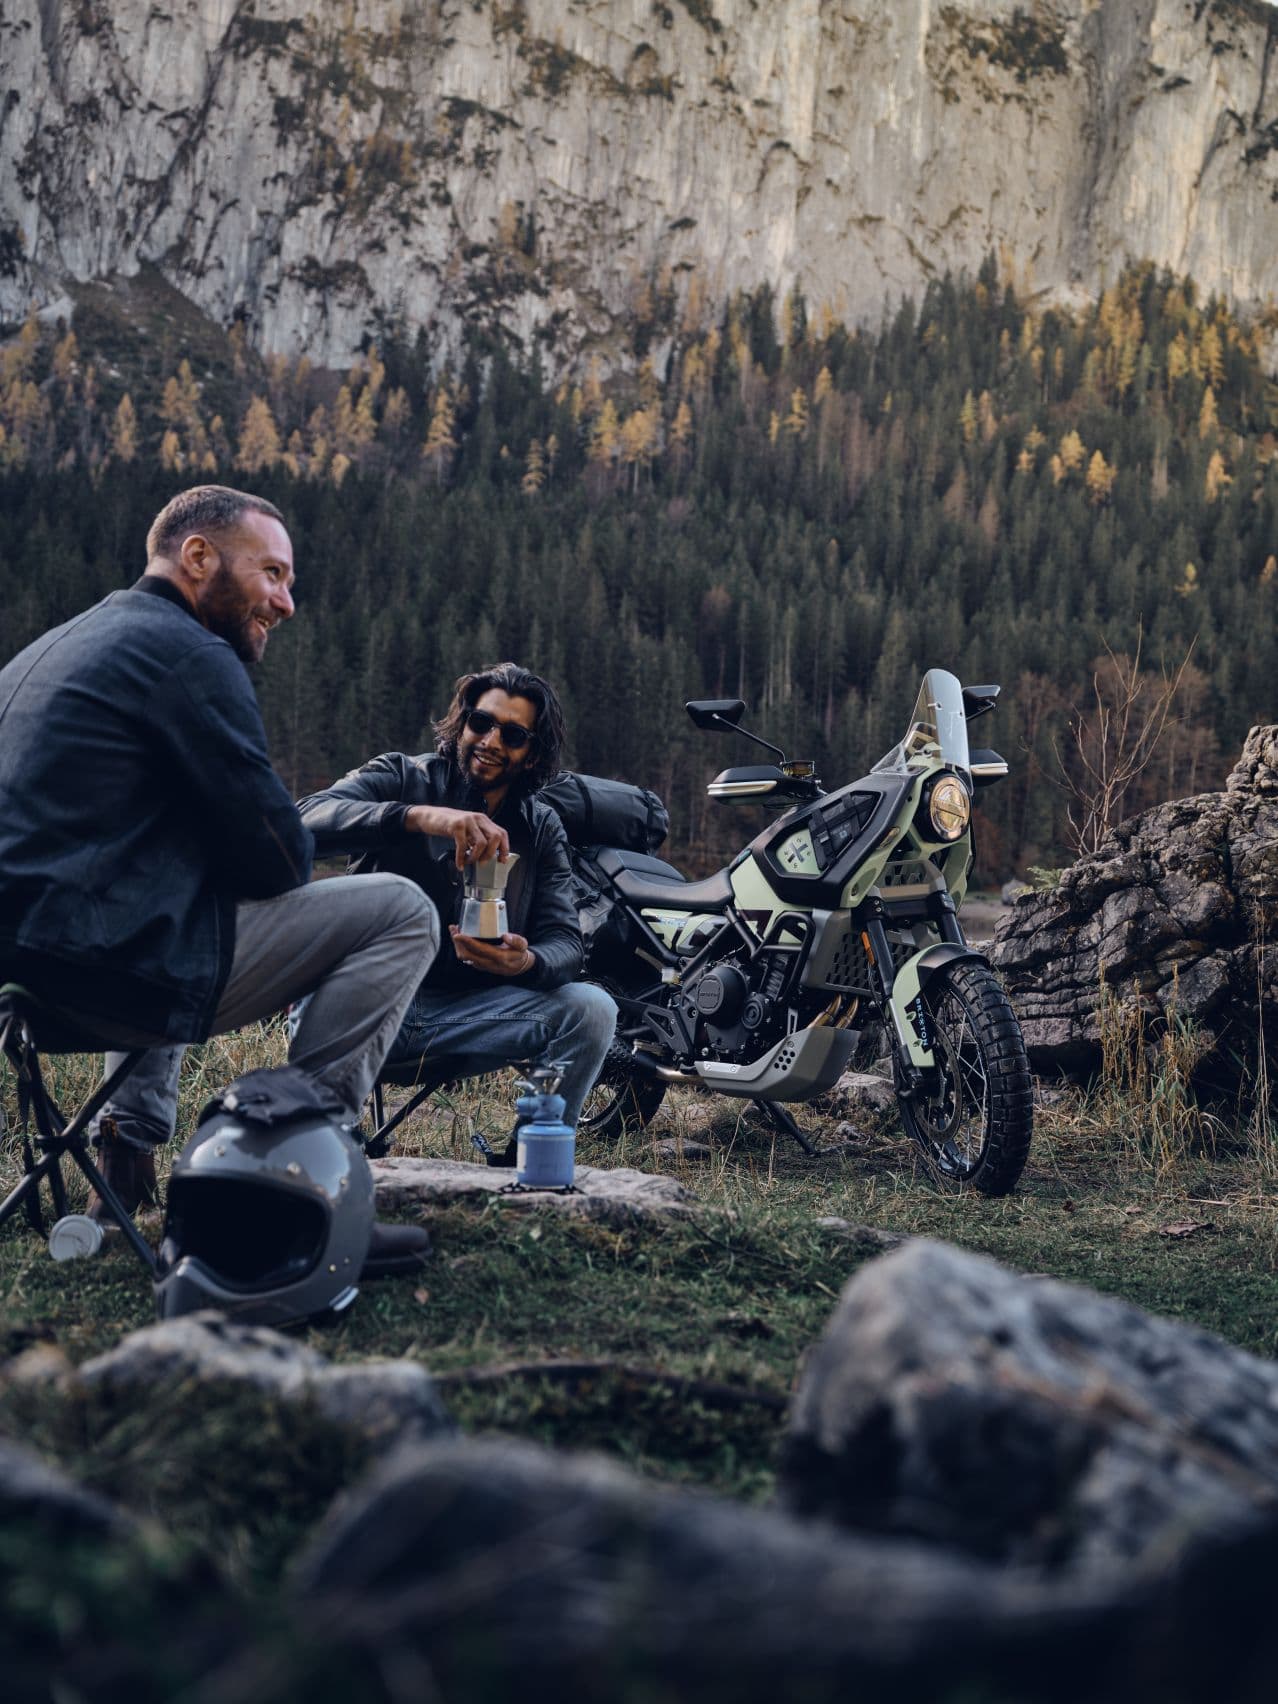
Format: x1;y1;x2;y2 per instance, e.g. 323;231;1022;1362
873;669;971;774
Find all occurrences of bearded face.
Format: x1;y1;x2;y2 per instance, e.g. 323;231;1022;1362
193;512;294;664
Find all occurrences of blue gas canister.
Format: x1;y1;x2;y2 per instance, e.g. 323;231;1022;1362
514;1066;576;1189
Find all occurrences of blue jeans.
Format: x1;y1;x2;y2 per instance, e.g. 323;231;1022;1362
383;981;617;1127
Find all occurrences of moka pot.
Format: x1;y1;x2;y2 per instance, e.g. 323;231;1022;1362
460;852;519;942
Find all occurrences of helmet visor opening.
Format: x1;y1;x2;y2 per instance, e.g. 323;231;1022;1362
163;1176;328;1289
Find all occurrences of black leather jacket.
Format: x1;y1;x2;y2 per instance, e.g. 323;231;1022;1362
0;582;312;1040
296;751;582;992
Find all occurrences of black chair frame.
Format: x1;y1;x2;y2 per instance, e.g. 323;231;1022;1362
0;987;158;1274
367;1061;511;1164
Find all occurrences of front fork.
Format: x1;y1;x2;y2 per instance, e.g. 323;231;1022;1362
863;899;976;1098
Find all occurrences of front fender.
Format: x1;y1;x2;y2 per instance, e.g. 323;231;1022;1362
890;944;989;1068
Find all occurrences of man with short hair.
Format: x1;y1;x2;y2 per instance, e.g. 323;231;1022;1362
296;662;616;1129
0;485;437;1270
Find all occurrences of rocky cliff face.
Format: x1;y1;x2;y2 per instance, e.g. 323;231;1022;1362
4;1;1278;368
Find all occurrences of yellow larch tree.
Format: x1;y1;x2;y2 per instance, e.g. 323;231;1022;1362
1058;428;1086;473
110;394;138;464
522;438;546;495
1085;449;1116;505
52;330;78;398
588;399;619;468
422;382;458;483
0;317;40;387
1199;323;1224;388
1204;449;1230;502
618;408;658;489
236;396;282;473
1167;332;1190;383
670;398;693;475
784;387;809;438
680;343;706;396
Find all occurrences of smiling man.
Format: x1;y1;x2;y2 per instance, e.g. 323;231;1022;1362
0;485;437;1257
296;663;616;1130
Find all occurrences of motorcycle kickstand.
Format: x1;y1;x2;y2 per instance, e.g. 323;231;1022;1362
752;1099;822;1158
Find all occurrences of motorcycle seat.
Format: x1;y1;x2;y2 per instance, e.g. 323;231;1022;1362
590;845;735;911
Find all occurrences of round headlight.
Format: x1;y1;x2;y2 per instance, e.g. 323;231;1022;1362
927;775;970;842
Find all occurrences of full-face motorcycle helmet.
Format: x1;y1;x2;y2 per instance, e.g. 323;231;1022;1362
154;1066;374;1327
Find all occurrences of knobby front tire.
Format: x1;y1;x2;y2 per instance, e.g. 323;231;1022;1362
896;960;1033;1196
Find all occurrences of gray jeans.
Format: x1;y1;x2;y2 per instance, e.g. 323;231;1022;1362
94;873;439;1144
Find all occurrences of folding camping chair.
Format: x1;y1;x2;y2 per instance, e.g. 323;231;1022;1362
0;983;158;1273
365;1056;515;1165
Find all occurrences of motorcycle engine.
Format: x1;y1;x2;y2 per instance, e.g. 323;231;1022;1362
684;956;784;1056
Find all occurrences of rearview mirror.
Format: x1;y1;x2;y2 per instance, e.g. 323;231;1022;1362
686;699;746;731
962;684;1000;721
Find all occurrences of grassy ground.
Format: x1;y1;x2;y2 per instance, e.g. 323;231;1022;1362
3;1021;1278;1602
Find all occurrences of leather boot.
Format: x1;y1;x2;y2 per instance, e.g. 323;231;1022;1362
85;1117;160;1223
360;1220;432;1280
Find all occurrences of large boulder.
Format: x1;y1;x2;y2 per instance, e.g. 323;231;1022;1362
78;1313;453;1446
990;725;1278;1082
780;1239;1278;1572
276;1431;1267;1697
265;1432;1278;1704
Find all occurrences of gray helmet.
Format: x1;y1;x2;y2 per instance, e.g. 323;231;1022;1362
154;1067;374;1327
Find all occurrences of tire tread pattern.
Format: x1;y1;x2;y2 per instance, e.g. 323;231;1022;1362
904;960;1033;1197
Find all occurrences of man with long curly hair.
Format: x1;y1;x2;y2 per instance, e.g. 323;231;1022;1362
296;663;616;1127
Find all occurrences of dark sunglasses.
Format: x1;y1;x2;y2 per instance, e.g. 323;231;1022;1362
465;707;536;751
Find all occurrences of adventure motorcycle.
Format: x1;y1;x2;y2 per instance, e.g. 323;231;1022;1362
572;670;1033;1194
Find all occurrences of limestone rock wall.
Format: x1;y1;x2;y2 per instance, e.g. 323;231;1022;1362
4;1;1278;367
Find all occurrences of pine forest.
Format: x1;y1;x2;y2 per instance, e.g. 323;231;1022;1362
1;257;1273;880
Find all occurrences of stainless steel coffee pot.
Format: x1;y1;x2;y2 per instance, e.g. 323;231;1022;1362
460;853;519;941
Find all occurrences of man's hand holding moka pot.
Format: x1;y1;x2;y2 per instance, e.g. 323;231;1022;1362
405;804;509;869
448;926;536;976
